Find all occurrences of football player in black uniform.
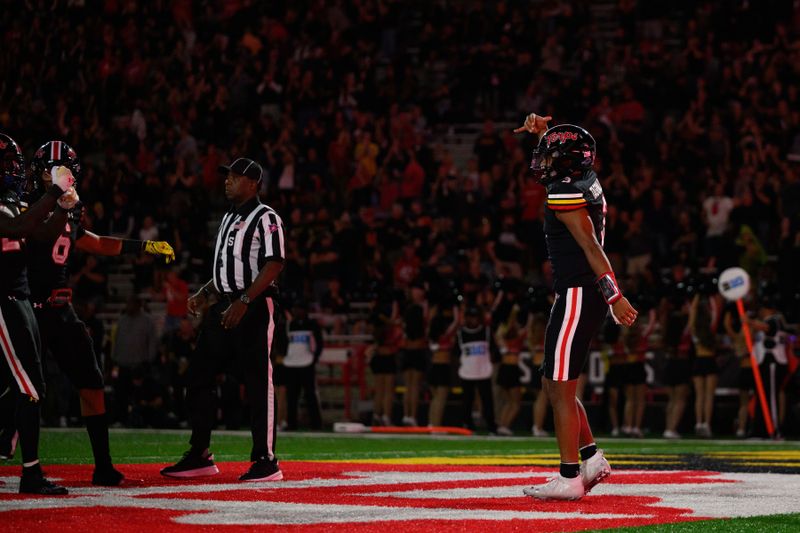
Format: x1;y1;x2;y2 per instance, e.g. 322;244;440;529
0;132;78;494
514;116;638;501
0;140;175;486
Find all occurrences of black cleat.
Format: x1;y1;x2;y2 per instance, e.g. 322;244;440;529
239;458;283;482
19;472;68;495
92;465;125;486
160;449;219;478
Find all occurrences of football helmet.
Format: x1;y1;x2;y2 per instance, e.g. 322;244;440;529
29;140;81;199
530;124;596;185
0;133;26;196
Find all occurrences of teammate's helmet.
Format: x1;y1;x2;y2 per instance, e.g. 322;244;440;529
0;133;26;196
530;124;596;186
29;140;81;198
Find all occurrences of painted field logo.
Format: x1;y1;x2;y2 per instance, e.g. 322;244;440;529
2;461;800;532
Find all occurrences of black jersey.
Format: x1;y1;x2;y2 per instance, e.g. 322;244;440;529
543;170;606;291
0;192;29;297
26;213;84;300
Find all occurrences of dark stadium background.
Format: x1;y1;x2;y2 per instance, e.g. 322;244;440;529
2;0;798;436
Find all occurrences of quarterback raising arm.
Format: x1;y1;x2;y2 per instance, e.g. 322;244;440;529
517;112;636;325
513;113;637;502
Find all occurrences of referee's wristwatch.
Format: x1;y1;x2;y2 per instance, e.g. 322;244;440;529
239;293;251;305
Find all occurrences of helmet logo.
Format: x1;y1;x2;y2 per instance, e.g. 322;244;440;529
546;131;579;146
0;140;6;149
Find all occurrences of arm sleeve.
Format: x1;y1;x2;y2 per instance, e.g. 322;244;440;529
259;211;285;263
545;181;587;211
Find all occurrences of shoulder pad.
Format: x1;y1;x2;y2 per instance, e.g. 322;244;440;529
574;171;604;201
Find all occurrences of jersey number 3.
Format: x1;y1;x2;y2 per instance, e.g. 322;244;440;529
52;223;72;265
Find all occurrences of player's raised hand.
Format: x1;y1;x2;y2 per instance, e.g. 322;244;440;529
143;240;176;263
513;113;552;135
50;165;76;192
57;187;80;210
610;296;638;327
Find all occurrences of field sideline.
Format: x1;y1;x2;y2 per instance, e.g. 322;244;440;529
33;428;800;463
0;429;798;532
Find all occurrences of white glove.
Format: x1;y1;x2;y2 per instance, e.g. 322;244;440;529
57;187;80;210
50;165;76;192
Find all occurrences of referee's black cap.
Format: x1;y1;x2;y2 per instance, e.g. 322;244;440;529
219;157;263;181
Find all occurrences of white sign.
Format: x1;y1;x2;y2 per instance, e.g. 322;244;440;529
718;267;750;301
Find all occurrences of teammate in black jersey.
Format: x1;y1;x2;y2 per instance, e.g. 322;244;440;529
0;132;78;495
0;140;176;486
513;115;638;501
29;141;174;483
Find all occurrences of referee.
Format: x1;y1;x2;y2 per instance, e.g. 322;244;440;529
161;157;285;482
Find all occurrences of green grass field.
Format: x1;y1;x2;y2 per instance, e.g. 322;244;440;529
38;428;800;464
28;429;800;531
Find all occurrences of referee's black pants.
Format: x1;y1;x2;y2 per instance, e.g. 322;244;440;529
285;365;322;430
187;296;278;462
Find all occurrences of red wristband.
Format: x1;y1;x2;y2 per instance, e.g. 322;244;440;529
596;271;622;304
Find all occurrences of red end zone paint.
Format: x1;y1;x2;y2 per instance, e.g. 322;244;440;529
0;462;755;532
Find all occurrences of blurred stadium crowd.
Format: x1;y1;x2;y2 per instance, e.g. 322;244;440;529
1;1;799;437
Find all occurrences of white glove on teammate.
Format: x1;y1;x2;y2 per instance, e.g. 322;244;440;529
50;165;76;193
57;187;80;210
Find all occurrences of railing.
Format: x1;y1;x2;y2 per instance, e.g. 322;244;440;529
317;343;368;420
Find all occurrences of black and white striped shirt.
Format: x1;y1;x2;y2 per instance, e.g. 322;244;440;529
212;197;285;294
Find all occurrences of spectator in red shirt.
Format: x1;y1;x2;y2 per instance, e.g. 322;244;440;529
400;152;425;200
394;244;421;289
162;269;189;334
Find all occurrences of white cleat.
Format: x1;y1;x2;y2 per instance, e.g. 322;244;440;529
532;426;550;437
402;416;418;427
580;449;611;494
523;475;584;501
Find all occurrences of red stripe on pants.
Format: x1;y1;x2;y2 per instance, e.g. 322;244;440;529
558;289;579;381
265;297;276;460
0;317;34;398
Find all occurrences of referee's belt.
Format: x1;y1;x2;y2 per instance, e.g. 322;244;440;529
32;288;72;308
219;288;279;303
